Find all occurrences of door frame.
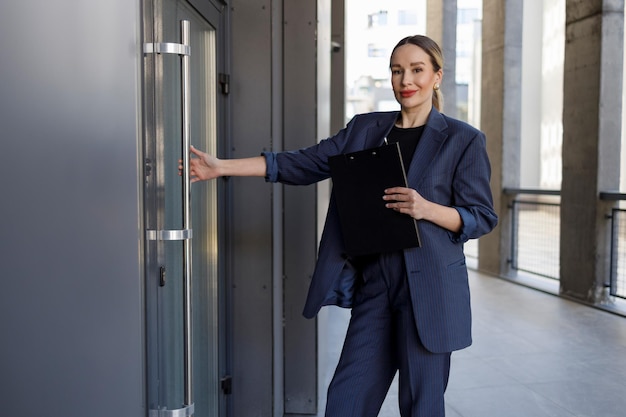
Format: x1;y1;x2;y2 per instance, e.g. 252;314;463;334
141;1;231;416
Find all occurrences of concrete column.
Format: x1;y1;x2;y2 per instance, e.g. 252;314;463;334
331;0;345;134
560;0;623;303
426;0;458;118
520;0;543;188
478;0;523;276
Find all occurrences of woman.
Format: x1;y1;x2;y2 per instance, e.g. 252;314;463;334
185;35;497;417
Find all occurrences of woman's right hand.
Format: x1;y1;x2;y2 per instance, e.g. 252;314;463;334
180;147;268;181
179;145;221;183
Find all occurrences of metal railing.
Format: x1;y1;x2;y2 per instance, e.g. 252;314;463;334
609;208;626;299
502;189;626;300
509;194;561;280
602;191;626;300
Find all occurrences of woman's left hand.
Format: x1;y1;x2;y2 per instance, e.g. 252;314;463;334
383;186;463;233
383;187;428;220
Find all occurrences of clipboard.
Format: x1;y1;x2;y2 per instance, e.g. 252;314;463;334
328;142;421;257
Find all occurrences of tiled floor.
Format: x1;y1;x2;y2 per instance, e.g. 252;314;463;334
318;269;626;417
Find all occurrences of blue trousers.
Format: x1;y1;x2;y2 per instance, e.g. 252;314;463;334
325;252;451;417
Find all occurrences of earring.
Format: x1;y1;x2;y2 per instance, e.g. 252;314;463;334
434;83;440;90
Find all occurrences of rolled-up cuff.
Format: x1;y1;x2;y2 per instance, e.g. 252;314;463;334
448;206;475;243
262;151;278;182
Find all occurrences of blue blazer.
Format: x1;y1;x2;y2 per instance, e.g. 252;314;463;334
264;109;498;353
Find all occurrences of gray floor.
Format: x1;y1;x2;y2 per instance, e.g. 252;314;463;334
318;269;626;417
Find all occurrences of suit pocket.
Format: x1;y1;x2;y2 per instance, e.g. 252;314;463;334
442;258;470;312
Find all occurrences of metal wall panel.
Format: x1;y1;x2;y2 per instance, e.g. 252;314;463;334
230;1;275;416
0;2;144;417
229;0;323;415
283;0;322;414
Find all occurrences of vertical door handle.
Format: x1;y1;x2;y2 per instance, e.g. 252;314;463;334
144;19;194;417
179;19;194;412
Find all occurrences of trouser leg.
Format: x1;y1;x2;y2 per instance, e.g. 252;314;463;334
396;306;451;417
388;256;451;417
325;261;398;417
325;253;452;417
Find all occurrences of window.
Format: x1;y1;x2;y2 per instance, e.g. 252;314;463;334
367;44;388;58
398;10;418;26
458;8;480;24
367;10;388;28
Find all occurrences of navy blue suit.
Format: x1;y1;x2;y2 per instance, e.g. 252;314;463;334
264;109;497;416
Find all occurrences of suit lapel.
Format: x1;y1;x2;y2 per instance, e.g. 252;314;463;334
362;112;399;150
405;109;448;186
357;110;448;187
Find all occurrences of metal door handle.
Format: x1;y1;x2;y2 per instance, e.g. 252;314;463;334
180;19;194;412
144;19;194;416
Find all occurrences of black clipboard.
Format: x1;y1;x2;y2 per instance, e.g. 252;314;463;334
328;142;421;257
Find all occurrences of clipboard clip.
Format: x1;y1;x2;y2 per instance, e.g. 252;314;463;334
346;150;381;162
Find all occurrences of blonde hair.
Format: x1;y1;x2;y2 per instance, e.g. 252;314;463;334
390;35;444;111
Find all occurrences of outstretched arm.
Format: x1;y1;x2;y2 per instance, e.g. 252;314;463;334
181;145;267;183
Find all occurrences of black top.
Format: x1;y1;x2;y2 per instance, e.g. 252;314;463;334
386;124;425;170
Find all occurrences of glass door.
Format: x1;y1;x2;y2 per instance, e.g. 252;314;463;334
143;1;219;416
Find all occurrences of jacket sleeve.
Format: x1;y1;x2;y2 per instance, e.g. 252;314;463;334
262;115;365;185
448;130;498;242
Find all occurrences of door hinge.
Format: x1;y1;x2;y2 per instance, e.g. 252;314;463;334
219;73;230;95
220;375;232;395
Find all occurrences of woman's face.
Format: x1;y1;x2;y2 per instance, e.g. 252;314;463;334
390;44;442;112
